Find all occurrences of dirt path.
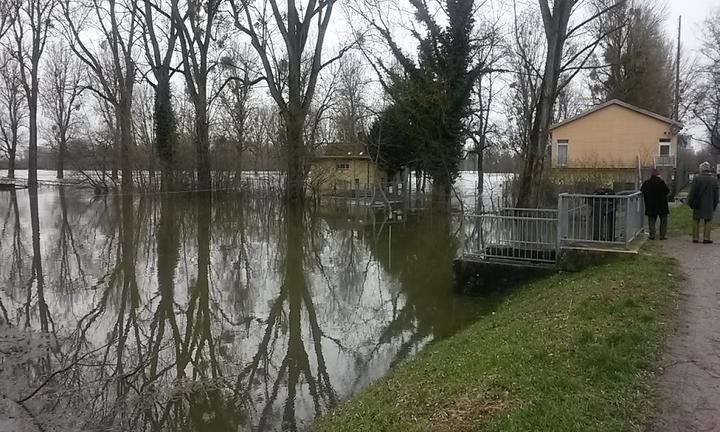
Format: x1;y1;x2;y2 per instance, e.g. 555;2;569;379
651;233;720;432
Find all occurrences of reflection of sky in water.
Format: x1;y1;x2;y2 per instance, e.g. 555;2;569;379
0;175;505;431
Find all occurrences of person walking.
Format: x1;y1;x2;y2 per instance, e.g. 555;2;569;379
641;169;670;240
688;161;720;244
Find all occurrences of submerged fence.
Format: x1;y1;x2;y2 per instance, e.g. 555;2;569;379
463;191;646;265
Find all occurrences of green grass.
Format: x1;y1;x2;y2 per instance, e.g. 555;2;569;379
315;247;679;432
668;205;693;237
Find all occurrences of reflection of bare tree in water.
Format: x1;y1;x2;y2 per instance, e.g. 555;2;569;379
55;188;89;297
368;212;490;366
28;187;51;333
1;192;485;431
179;195;234;430
0;189;26;323
235;204;337;431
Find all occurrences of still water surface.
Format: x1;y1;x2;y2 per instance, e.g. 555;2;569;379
0;186;497;431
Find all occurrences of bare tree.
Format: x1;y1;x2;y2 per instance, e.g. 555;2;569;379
62;0;139;190
505;5;544;159
332;53;370;144
0;0;15;40
690;9;720;153
588;0;673;116
7;0;56;187
0;54;27;178
464;20;505;200
41;43;85;179
229;0;345;202
171;0;223;191
514;0;626;206
138;0;178;190
215;44;256;179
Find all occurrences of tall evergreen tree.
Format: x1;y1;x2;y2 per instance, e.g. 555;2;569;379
363;0;484;199
590;0;674;116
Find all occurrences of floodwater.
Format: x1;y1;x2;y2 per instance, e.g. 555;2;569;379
0;181;502;431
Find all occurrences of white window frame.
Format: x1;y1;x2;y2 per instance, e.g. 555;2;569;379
658;139;671;156
556;139;569;167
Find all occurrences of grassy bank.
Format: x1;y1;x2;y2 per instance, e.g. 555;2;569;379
316;248;679;432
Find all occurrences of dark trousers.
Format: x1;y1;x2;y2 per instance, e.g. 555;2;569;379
648;214;668;239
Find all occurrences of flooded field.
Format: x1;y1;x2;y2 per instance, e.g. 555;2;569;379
0;175;507;431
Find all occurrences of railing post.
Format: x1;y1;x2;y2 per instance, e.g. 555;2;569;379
624;195;632;248
557;194;567;259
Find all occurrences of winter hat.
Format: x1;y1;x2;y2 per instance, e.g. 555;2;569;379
651;168;660;176
700;161;712;172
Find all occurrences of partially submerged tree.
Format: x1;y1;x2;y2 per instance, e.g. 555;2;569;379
229;0;344;202
214;43;257;180
138;0;179;190
8;0;56;187
354;0;498;199
172;0;222;191
41;43;85;179
62;0;139;190
464;21;504;198
366;102;418;177
0;54;27;178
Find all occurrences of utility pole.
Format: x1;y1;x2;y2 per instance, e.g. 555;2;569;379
671;16;682;198
673;16;681;121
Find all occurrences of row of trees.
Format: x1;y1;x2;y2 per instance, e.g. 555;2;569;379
1;0;718;204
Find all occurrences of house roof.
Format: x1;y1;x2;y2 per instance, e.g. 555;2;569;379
314;142;371;160
549;99;683;131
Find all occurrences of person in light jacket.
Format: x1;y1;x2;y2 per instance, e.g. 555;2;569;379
687;161;720;243
641;169;670;240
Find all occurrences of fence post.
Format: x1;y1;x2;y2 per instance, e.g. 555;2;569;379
624;195;632;248
557;194;567;258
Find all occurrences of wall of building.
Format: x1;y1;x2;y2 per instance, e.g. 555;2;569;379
310;158;386;191
550;104;678;169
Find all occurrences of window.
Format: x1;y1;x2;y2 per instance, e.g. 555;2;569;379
659;138;671;156
336;163;350;170
557;139;568;166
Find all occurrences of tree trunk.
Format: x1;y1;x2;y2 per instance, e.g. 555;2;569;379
112;115;120;181
156;75;175;191
476;147;484;197
28;94;38;187
29;185;48;331
284;105;306;203
8;148;15;178
57;135;65;179
515;3;570;208
119;100;134;190
432;173;452;203
196;100;211;191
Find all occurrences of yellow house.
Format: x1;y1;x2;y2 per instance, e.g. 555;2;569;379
549;99;682;189
309;143;386;193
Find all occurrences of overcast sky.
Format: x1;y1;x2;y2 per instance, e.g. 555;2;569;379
667;0;719;51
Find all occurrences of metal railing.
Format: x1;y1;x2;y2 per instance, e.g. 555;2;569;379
557;191;644;248
460;191;645;266
655;154;676;167
465;209;559;264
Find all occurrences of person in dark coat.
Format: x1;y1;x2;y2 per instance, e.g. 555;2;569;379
688;161;720;243
641;169;670;240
